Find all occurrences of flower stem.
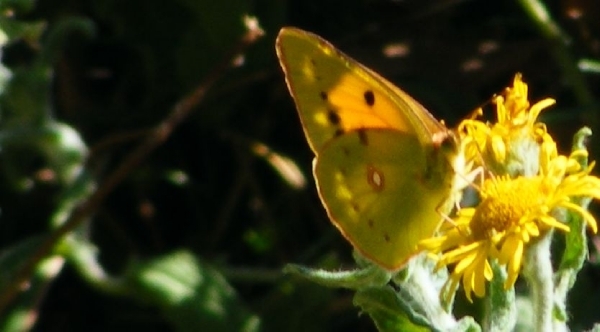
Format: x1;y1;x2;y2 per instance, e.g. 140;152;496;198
523;231;560;332
398;260;457;329
482;261;516;331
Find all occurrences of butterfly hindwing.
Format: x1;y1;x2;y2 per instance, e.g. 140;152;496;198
314;129;452;269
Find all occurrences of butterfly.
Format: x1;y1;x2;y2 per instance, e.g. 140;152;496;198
276;27;465;270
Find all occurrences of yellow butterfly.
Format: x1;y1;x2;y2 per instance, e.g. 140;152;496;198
276;27;465;271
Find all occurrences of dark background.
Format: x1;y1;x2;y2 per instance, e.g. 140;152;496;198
1;0;600;330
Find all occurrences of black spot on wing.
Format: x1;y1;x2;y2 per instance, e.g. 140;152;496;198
327;109;340;125
383;233;390;243
357;129;368;146
334;128;344;137
364;90;375;107
310;59;321;81
320;91;328;101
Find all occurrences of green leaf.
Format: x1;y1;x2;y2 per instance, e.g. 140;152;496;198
0;235;47;290
554;127;594;323
283;263;391;289
354;286;432;332
127;250;260;332
557;128;593;273
0;256;65;331
0;236;65;331
0;122;88;189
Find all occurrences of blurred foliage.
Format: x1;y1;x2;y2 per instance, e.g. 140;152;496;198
0;0;599;330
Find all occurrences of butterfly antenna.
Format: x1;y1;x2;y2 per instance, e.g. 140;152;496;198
435;210;457;233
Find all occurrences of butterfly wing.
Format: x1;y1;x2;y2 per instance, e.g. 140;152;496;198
276;27;447;153
315;129;454;269
276;27;461;270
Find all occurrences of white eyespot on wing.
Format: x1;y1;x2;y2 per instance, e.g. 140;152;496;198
367;165;385;192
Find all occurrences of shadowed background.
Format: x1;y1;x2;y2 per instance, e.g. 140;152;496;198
1;0;600;330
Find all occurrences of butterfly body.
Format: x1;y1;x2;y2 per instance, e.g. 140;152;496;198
276;27;464;270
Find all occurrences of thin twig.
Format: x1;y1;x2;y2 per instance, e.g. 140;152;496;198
0;20;264;315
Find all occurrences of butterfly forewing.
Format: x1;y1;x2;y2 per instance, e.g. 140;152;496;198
276;27;444;153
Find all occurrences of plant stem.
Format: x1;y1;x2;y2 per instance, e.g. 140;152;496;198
523;231;560;332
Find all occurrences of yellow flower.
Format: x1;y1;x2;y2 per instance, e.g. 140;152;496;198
459;74;556;177
420;74;600;304
420;150;600;303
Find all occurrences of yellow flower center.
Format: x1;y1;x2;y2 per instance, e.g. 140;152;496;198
470;177;545;240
